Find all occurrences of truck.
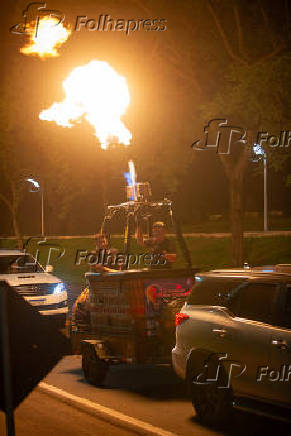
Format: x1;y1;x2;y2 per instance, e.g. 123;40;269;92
80;267;196;385
72;161;197;385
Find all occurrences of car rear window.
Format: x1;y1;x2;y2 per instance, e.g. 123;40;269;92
233;282;279;324
187;277;246;306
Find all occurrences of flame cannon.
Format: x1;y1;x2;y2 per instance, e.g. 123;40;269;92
101;160;192;267
103;193;173;256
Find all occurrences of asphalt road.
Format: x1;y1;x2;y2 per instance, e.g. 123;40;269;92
0;390;135;436
37;356;291;436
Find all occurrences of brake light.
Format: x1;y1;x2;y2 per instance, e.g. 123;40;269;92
175;312;190;326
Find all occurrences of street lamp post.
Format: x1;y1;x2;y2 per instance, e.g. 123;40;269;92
252;144;268;232
26;178;44;236
41;189;44;236
263;152;268;232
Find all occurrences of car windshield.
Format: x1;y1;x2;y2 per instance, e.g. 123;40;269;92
0;255;43;274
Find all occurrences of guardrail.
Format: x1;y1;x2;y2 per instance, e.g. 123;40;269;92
1;231;291;240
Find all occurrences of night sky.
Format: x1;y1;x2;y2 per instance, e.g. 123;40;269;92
1;0;290;235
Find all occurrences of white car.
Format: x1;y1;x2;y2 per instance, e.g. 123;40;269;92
172;271;291;427
0;250;68;328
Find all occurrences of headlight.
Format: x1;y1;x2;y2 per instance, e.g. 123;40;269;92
53;282;66;294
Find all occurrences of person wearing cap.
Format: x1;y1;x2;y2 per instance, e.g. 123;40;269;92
137;221;177;268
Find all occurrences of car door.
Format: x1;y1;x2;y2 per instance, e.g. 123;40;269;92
226;280;280;400
266;283;291;407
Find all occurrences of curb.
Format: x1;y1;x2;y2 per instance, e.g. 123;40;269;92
38;382;177;436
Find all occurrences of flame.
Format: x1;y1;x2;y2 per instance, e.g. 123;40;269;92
39;61;132;149
20;16;71;57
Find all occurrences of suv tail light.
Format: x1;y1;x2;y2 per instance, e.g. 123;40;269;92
175;312;190;326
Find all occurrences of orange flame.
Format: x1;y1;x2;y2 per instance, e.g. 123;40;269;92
39;61;132;149
20;16;71;58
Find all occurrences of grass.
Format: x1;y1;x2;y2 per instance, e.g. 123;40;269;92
182;216;291;233
1;235;290;288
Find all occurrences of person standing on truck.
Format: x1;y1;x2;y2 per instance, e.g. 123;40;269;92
93;233;120;272
71;233;119;350
73;233;118;324
136;221;177;268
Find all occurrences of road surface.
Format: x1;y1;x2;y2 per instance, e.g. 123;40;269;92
1;356;290;435
39;356;291;435
0;389;135;436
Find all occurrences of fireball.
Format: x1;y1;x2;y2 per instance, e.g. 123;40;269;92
39;61;132;149
20;16;71;58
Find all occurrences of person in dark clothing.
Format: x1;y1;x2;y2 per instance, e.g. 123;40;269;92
137;221;176;268
92;233;119;272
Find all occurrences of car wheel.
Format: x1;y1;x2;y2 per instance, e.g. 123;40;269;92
82;346;108;386
189;363;233;428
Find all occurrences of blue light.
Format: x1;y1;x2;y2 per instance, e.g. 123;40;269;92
123;172;133;186
195;275;203;282
53;283;66;294
123;171;134;200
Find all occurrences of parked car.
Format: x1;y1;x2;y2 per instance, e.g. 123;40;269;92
0;250;68;329
172;270;291;427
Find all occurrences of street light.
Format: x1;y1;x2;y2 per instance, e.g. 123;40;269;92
26;178;44;236
252;144;268;232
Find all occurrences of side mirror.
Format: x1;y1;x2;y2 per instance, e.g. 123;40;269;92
45;265;54;273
